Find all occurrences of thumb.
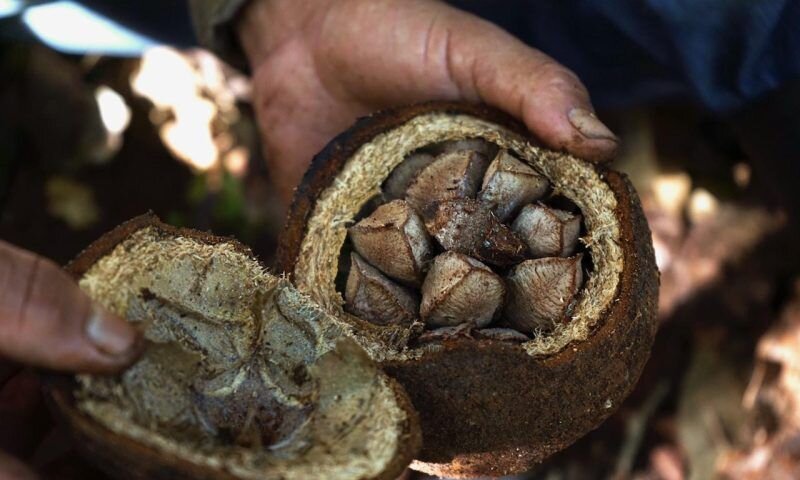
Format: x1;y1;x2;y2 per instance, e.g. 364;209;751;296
439;10;618;163
0;242;140;374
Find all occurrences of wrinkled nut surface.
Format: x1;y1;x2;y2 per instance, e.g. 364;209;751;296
512;203;582;257
420;252;505;328
405;150;487;211
479;150;550;221
505;255;584;332
422;199;527;266
349;200;433;286
345;252;420;326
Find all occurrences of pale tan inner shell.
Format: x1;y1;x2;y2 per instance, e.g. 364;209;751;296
292;113;623;358
76;228;412;480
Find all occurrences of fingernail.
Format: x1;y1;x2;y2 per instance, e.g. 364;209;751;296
85;306;137;356
568;108;618;142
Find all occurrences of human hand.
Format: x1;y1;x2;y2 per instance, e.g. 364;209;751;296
237;0;619;204
0;240;140;478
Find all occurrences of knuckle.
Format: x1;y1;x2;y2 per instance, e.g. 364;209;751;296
536;61;587;94
19;257;81;332
0;244;90;368
33;255;66;284
0;245;38;288
0;249;38;330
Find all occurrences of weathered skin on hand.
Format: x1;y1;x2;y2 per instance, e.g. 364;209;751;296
237;0;618;204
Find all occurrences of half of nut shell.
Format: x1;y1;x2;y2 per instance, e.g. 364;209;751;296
278;102;659;478
45;214;421;480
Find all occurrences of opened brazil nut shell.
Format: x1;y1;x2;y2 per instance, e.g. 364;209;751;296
277;102;659;478
46;214;421;480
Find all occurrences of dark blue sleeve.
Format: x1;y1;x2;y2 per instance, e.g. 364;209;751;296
76;0;197;47
451;0;800;113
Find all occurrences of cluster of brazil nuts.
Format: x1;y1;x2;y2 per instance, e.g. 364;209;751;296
343;138;586;338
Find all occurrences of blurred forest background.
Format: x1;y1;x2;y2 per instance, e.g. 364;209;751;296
1;2;799;479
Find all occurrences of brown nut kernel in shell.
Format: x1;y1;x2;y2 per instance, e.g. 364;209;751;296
345;252;419;326
433;138;498;158
422;199;527;266
512;203;582;257
415;323;473;344
348;199;434;286
505;254;584;332
383;152;435;200
478;150;550;221
420;252;505;328
405;150;487;211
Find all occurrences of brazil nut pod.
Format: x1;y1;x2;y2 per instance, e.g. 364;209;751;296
278;102;659;477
